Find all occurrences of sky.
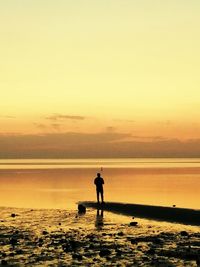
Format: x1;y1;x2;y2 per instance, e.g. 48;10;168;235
0;0;200;158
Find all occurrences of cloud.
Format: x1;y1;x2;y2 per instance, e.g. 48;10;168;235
51;123;61;130
114;119;135;123
34;122;61;131
106;126;116;133
45;114;85;121
34;123;47;129
0;115;16;119
0;132;200;158
0;131;130;158
132;135;167;141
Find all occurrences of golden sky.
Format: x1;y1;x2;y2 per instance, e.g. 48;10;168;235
0;1;200;157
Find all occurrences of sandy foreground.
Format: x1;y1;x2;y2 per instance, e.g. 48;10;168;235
0;206;200;266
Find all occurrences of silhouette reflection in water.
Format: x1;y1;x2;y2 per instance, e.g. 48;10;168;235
95;207;104;229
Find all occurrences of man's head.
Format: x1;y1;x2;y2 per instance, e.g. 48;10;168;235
97;173;101;177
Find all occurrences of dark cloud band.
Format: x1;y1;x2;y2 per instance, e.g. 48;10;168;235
0;132;199;158
45;114;85;121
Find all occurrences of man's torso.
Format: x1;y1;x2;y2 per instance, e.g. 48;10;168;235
95;177;104;191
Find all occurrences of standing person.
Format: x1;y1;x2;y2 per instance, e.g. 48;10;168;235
94;173;104;204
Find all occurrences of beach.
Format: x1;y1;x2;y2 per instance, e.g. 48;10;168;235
0;159;200;266
1;205;200;266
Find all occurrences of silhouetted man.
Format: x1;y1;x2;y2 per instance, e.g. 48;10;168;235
94;173;104;204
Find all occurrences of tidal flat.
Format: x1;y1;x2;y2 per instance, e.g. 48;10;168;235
0;207;200;266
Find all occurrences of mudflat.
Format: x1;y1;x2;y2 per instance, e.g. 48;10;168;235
0;206;200;266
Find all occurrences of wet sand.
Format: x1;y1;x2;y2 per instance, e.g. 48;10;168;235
0;206;200;266
82;202;200;226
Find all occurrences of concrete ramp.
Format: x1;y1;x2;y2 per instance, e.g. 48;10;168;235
80;201;200;226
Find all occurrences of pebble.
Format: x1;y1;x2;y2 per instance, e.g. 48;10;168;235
99;249;111;257
16;249;23;255
1;260;8;265
115;249;122;256
180;231;189;237
147;248;156;255
129;221;138;226
78;204;86;214
10;238;17;247
117;232;124;236
130;239;138;245
72;254;83;261
42;230;48;235
1;252;6;257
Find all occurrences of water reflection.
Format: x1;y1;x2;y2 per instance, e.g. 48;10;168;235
95;207;104;229
0;166;200;209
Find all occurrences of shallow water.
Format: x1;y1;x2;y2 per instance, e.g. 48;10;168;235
0;206;199;266
0;158;200;210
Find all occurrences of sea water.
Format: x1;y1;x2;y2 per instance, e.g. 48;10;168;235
0;158;200;209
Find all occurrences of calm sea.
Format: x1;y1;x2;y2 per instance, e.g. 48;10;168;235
0;158;200;210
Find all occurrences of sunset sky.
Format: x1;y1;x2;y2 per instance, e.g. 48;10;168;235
0;1;200;158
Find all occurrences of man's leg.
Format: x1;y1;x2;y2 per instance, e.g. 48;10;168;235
101;190;104;203
97;190;100;203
